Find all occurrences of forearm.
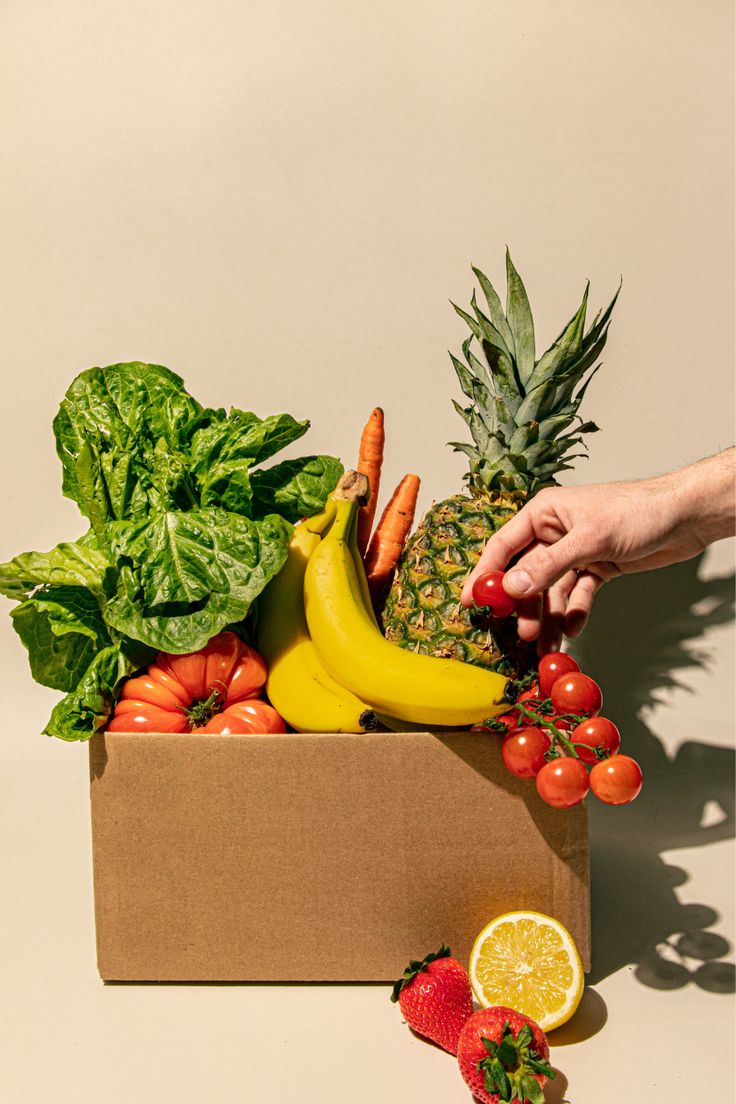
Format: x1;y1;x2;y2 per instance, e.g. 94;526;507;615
667;448;736;548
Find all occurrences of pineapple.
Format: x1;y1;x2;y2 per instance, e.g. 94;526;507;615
382;251;619;678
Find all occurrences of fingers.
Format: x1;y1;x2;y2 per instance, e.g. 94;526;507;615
537;571;577;654
502;529;600;598
460;509;540;606
563;570;607;638
513;568;607;649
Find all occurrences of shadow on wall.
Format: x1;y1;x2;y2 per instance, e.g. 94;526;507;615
570;553;735;992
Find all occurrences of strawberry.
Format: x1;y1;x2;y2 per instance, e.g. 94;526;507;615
390;944;473;1054
456;1007;554;1104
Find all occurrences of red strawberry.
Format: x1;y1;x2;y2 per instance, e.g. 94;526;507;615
457;1007;554;1104
390;944;473;1054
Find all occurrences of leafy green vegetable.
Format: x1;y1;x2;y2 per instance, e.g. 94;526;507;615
103;510;292;652
11;587;110;692
1;361;343;739
251;456;344;523
44;642;154;742
0;533;108;601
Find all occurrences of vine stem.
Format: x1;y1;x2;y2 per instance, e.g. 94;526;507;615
511;699;588;760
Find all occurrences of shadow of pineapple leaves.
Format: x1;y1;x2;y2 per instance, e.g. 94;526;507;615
568;553;735;991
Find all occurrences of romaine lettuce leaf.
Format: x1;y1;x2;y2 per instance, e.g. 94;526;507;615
10;586;110;692
251;455;344;522
0;533;109;601
44;642;154;742
103;510;292;652
3;362;343;739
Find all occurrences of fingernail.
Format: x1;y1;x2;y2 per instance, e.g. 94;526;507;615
506;569;532;595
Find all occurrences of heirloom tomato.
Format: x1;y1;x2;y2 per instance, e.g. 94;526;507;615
107;631;284;734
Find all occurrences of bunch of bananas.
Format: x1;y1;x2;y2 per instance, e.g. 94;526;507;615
256;472;509;732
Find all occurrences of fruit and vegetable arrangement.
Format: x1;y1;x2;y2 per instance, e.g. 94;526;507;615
0;252;641;813
1;253;645;1099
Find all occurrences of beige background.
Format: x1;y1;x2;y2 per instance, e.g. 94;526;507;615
0;1;733;1101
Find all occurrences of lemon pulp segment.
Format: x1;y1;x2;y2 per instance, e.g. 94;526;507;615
469;911;584;1031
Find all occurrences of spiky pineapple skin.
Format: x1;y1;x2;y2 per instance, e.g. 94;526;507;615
381;492;535;680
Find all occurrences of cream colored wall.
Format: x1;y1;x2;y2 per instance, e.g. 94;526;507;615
0;3;733;1102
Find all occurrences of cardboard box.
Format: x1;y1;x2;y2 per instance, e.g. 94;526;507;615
89;730;590;981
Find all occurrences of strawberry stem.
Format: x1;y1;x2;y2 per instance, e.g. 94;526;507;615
478;1022;555;1104
390;945;451;1003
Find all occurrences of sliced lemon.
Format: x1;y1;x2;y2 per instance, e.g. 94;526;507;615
468;911;584;1031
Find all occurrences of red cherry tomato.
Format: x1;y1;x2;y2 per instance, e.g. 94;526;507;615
470;710;518;734
502;726;551;779
516;681;543;725
571;716;621;764
536;757;590;808
471;571;517;618
590;755;643;805
538;652;581;697
550;672;602;717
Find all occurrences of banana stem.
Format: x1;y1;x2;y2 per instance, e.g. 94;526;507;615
333;469;370;505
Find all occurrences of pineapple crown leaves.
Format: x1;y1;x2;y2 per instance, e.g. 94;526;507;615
390;944;451;1003
477;1022;556;1104
449;249;621;497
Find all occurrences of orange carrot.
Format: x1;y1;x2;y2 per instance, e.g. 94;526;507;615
356;407;385;556
364;473;421;608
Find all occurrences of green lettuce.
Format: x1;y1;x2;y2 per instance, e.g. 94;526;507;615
1;362;343;740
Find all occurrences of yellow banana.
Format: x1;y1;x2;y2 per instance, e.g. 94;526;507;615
257;504;378;733
304;486;509;726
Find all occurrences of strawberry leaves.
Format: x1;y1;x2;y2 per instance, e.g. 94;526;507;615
478;1022;555;1103
390;944;451;1002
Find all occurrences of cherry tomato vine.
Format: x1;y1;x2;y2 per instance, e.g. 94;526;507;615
473;655;643;809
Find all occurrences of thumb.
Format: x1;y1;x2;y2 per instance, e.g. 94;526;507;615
504;533;591;596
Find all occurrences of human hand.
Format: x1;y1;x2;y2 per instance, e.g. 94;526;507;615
460;451;735;652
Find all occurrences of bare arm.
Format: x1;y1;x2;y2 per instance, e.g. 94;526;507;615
460;448;736;652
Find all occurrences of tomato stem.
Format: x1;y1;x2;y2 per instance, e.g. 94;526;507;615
182;688;224;729
511;699;587;760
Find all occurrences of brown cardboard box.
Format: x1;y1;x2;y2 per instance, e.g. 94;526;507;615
89;730;590;981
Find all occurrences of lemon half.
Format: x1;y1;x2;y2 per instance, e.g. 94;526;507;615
469;911;584;1032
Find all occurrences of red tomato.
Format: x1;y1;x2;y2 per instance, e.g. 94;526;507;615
515;681;543;725
200;713;255;735
202;631;243;694
502;726;551;779
107;632;279;734
471;571;517;618
146;664;191;705
590;755;643;805
470;710;518;733
538;652;581;697
535;757;590;808
107;705;188;733
224;643;268;704
550;672;602;717
217;700;287;733
157;648;207;700
119;673;185;711
571;717;621;764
